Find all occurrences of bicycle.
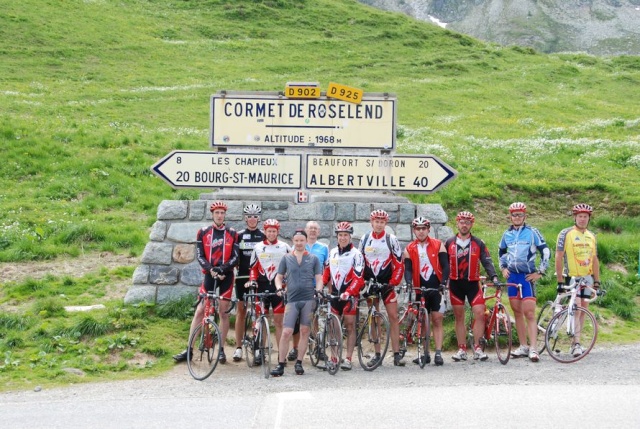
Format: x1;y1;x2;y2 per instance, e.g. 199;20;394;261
535;285;572;355
243;287;279;379
186;289;236;381
467;279;516;365
355;279;391;371
307;290;343;375
544;277;604;363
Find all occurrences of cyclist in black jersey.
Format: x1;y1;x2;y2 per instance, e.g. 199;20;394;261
232;204;266;362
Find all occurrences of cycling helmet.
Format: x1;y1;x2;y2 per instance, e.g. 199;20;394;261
456;211;475;223
572;203;593;215
411;217;431;228
209;201;228;212
370;209;389;221
335;221;354;235
509;202;527;213
263;218;280;230
243;204;262;215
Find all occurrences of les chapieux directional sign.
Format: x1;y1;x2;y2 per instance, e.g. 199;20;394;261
151;151;302;189
210;91;396;150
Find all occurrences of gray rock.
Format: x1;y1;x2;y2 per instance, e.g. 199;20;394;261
166;223;206;244
132;265;150;284
157;200;188;220
180;261;204;286
141;242;173;265
149;266;180;285
124;286;157;304
157;285;198;304
149;221;168;241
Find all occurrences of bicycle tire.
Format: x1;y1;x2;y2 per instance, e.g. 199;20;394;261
258;316;271;379
307;309;320;367
397;306;413;359
417;308;430;369
535;301;554;355
494;304;512;365
545;307;597;363
243;311;256;368
325;313;343;376
187;320;221;381
356;311;390;371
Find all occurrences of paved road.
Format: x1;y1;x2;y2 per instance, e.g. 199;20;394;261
2;343;639;428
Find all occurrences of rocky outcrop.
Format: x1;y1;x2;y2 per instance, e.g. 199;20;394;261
358;0;640;55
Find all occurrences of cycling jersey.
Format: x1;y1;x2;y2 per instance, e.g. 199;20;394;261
323;243;365;297
358;230;404;286
498;224;550;274
444;234;497;281
249;239;291;314
235;227;265;300
196;224;239;296
306;241;329;266
556;226;597;277
404;236;449;288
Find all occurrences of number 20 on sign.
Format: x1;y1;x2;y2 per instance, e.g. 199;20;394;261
327;82;363;104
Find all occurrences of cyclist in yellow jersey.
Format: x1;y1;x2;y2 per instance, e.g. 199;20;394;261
555;203;601;357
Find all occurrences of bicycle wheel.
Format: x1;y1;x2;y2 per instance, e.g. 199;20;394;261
307;309;320;367
535;302;554;355
417;309;430;369
357;311;390;371
545;307;597;363
324;314;343;376
258;316;271;379
243;311;256;368
493;304;512;365
187;320;221;381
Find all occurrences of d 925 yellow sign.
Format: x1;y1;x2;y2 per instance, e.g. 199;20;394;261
327;82;363;104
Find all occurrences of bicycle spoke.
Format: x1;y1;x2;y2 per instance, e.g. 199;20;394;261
259;317;271;379
325;314;343;375
545;307;597;363
187;321;221;381
243;312;256;368
535;302;554;355
357;311;389;371
494;305;512;365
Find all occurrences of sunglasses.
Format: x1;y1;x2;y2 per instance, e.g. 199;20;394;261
246;215;259;219
413;226;430;231
458;220;473;225
511;213;525;218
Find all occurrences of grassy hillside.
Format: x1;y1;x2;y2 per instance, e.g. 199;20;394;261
0;0;639;389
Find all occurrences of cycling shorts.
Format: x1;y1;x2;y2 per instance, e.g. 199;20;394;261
507;272;536;301
257;280;284;315
418;288;446;313
363;282;398;305
283;300;315;329
330;296;357;316
449;279;484;307
201;273;234;299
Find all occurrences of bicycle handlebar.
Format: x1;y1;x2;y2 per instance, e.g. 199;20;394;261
198;292;237;313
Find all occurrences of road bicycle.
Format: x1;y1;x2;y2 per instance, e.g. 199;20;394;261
243;287;279;379
307;290;343;375
544;277;604;363
355;279;391;371
535;284;572;355
186;289;236;381
397;285;445;369
467;279;516;365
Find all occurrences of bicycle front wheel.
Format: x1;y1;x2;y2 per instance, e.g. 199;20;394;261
258;316;271;379
417;308;430;369
324;314;343;375
357;311;390;371
187;321;221;381
535;302;554;355
493;304;512;365
545;307;597;363
243;312;256;368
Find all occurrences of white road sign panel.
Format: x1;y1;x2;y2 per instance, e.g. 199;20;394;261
306;154;457;193
151;151;302;189
210;91;396;149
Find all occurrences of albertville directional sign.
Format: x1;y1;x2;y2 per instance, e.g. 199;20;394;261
151;151;302;189
306;154;457;193
210;91;396;150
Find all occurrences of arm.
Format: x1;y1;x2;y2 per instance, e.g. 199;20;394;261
195;228;213;272
275;273;284;291
438;246;450;285
479;240;498;280
555;250;565;283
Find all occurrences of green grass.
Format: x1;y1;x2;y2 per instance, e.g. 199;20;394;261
0;0;639;390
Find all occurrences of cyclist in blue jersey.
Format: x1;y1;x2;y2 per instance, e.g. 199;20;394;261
498;202;550;362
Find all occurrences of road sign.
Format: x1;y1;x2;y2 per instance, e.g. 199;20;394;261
306;154;457;193
151;151;302;189
210;91;396;149
285;82;321;99
327;82;363;104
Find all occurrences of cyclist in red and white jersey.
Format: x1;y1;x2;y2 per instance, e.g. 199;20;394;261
249;219;291;352
444;211;498;362
402;217;449;366
322;222;365;371
173;201;239;364
358;209;405;367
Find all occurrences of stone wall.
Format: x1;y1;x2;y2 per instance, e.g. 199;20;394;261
125;198;452;304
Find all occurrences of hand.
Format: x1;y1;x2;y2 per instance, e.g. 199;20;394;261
492;276;499;284
245;280;257;289
438;284;446;293
557;283;565;293
276;288;284;297
501;268;510;279
593;281;601;290
340;292;350;301
211;266;223;274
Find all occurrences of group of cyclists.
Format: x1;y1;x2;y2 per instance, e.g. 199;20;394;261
173;199;600;376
